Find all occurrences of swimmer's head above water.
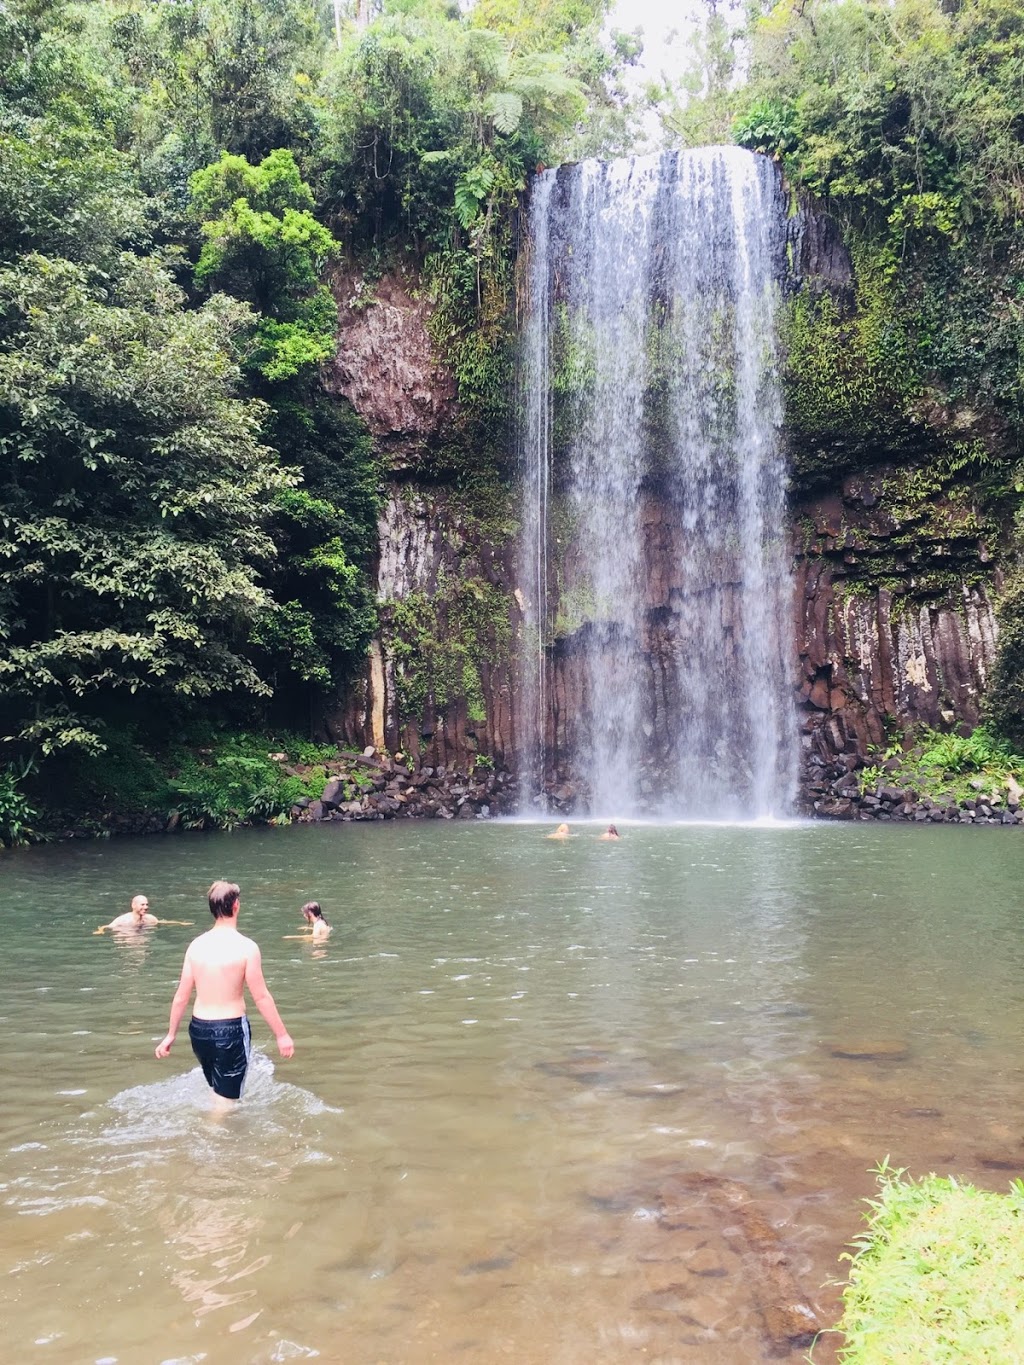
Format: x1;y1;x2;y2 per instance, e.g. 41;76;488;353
300;902;332;938
208;881;240;919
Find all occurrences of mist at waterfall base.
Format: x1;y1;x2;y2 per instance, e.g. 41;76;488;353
519;148;797;823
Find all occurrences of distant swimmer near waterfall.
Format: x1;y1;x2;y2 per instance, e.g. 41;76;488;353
599;825;620;841
155;880;294;1106
284;901;332;942
93;894;193;934
547;823;571;840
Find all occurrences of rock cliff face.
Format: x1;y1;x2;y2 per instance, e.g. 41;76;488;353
792;475;999;779
323;265;459;467
323;482;519;774
325;213;1006;814
781;196;1005;802
321;262;517;775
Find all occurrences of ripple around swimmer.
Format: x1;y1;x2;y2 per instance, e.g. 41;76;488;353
4;1054;345;1215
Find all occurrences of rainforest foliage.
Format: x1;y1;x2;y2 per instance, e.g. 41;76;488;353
0;0;633;833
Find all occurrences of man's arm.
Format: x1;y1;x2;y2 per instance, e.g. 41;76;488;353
155;952;196;1058
244;946;294;1058
152;918;194;927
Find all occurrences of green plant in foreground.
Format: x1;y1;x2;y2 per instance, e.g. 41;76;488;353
822;1160;1024;1363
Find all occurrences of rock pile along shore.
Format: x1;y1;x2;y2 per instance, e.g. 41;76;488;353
293;748;517;824
804;754;1024;826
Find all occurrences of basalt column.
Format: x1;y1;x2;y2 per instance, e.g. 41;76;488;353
518;149;797;818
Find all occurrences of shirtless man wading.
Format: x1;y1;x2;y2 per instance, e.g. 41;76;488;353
155;880;294;1104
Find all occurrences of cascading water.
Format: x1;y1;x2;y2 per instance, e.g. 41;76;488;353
518;148;797;820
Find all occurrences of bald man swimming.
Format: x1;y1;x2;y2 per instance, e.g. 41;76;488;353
94;895;192;935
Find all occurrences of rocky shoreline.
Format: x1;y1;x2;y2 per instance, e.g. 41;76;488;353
51;748;519;841
43;746;1024;841
288;747;518;824
804;754;1024;826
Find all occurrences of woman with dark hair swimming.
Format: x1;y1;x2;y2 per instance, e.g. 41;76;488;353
285;902;332;942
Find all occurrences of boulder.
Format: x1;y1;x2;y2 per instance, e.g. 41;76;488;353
321;778;347;809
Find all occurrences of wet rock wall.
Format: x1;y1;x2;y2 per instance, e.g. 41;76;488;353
323;251;1006;816
792;467;1002;808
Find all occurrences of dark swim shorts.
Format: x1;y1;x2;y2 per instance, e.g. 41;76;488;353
188;1015;252;1100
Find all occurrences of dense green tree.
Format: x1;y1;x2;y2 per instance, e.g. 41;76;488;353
184;146;379;705
650;0;741;148
106;0;329;164
0;251;290;756
251;394;380;705
190;148;339;380
729;0;1024;237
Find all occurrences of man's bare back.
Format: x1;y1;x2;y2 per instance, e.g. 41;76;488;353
155;882;294;1100
187;924;261;1019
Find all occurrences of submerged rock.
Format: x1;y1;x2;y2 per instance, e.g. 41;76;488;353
827;1040;909;1062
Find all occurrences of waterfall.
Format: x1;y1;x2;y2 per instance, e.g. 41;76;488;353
517;148;796;820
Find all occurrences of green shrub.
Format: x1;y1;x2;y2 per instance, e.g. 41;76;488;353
860;725;1024;804
57;727;174;818
292;740;339;766
916;727;1017;777
170;734;304;831
0;762;39;848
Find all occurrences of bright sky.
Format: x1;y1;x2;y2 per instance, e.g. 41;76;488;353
605;0;705;148
611;0;703;85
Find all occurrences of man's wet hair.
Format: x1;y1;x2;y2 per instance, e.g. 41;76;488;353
208;881;240;918
302;900;330;926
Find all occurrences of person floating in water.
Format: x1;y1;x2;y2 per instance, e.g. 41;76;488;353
93;894;193;934
599;825;620;840
284;901;332;942
547;822;571;839
155;880;294;1106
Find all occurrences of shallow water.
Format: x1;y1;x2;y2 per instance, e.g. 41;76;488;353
2;820;1023;1363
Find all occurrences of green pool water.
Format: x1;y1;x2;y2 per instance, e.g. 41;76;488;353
2;819;1022;1362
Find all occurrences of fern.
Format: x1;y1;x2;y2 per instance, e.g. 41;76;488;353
485;91;523;137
